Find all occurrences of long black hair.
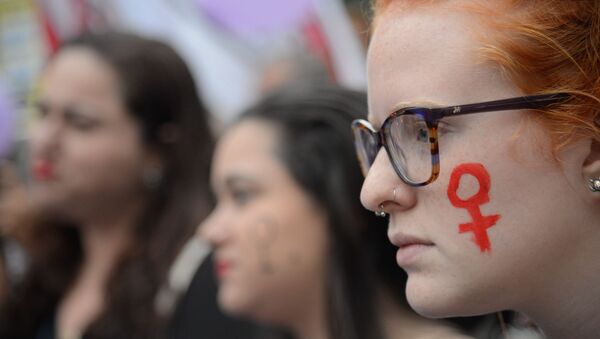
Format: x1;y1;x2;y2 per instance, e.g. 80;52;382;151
0;32;214;339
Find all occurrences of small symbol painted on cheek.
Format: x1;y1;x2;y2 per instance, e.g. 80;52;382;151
252;218;278;274
447;163;501;253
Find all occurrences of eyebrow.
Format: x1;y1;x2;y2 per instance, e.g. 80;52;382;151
212;172;258;194
369;100;445;128
225;174;256;187
35;98;103;119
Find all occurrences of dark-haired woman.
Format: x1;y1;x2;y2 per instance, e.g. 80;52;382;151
0;32;213;339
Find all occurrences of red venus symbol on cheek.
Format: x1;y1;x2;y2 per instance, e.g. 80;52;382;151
447;163;501;253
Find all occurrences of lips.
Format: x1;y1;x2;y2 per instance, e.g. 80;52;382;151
389;233;434;267
32;160;54;181
389;233;434;248
214;259;232;279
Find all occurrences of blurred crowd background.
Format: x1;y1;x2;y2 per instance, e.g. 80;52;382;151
0;2;546;339
0;1;385;338
0;0;369;141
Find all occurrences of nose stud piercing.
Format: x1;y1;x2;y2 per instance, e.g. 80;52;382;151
375;203;387;217
589;178;600;192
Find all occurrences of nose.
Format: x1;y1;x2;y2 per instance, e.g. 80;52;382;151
30;113;62;159
360;149;417;214
197;207;231;248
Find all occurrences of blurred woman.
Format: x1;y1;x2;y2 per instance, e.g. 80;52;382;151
0;32;213;339
200;85;487;339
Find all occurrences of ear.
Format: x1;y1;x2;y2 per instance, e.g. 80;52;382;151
142;149;165;189
143;149;164;167
581;138;600;199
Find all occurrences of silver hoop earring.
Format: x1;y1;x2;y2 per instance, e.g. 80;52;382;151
375;203;387;217
589;178;600;192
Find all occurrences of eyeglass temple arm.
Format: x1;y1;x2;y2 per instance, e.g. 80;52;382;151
433;93;570;118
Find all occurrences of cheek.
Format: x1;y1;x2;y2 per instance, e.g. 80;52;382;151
217;216;294;317
221;209;328;319
419;156;576;303
402;120;584;314
432;124;534;252
62;133;145;191
29;125;45;157
241;213;326;286
445;163;500;253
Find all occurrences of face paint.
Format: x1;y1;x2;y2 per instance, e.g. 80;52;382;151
447;163;501;253
252;217;278;274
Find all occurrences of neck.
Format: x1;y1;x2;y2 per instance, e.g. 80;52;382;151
57;200;142;338
287;278;328;339
80;198;144;276
79;216;136;284
518;217;600;339
523;259;600;338
291;309;328;339
377;287;464;339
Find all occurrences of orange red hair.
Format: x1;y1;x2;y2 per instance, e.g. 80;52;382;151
371;0;600;151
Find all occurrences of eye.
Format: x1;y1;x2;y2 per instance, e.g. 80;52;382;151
230;187;256;206
406;118;429;143
415;125;429;143
65;109;100;131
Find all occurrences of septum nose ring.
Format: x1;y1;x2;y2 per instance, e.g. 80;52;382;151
375;203;387;217
375;187;398;217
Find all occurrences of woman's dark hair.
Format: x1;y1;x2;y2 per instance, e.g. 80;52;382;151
238;85;402;339
0;32;214;338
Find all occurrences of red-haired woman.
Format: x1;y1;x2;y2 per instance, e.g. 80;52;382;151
356;1;600;338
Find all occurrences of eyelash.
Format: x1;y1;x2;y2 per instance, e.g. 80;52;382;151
230;187;256;206
67;115;98;131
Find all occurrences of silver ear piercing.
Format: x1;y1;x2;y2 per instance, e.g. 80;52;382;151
589;178;600;192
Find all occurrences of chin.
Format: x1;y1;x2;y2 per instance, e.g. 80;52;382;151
406;290;450;318
219;285;272;322
30;192;59;213
217;285;248;316
30;185;62;206
218;285;285;326
404;274;486;318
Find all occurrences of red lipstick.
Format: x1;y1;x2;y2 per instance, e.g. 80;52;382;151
33;160;54;181
215;260;231;279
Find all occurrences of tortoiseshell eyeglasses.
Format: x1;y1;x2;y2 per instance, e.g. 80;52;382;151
351;93;570;186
